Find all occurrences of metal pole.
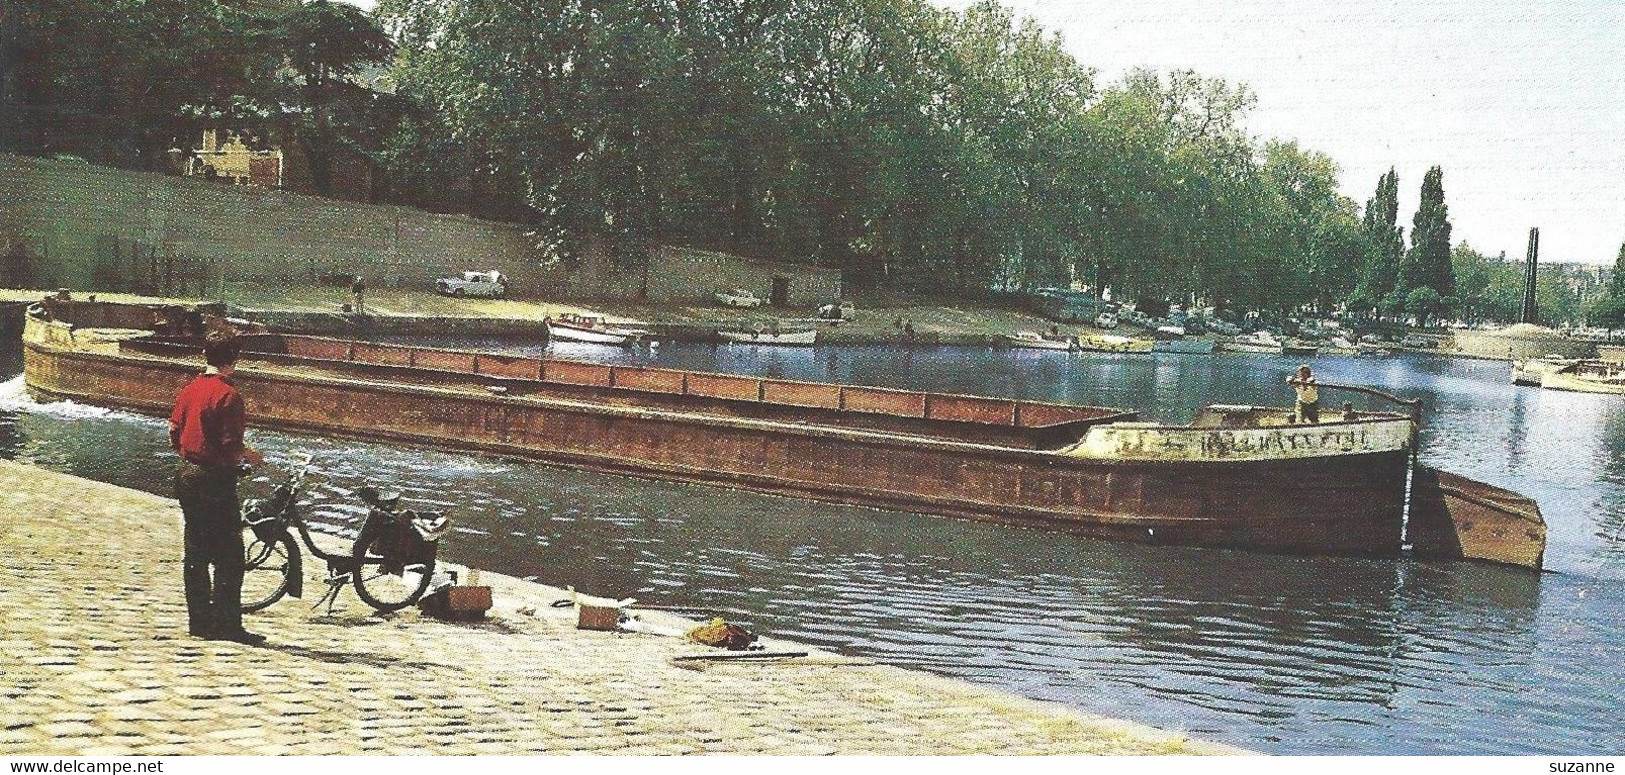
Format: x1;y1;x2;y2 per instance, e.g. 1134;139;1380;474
1521;227;1539;324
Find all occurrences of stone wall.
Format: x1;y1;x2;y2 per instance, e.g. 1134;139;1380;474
0;153;538;292
1450;324;1596;361
0;154;840;306
645;246;841;307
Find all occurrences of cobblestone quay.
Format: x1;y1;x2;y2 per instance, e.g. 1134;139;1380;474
0;459;1242;756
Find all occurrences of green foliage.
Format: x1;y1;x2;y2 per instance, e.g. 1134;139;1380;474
1353;168;1402;314
1590;295;1625;328
1451;243;1498;322
9;0;1482;318
372;0;1373;303
1404;286;1444;326
1402;165;1454;298
1610;243;1625;300
272;0;397;196
1449;242;1593;327
6;0;279;167
1379;290;1408;319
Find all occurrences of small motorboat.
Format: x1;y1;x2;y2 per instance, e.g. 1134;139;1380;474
1151;338;1216;354
1079;334;1153;353
1323;337;1360;356
1007;331;1076;351
1283;339;1319;357
545;314;648;347
1538;360;1625;394
718;327;817;346
1357;335;1395;356
1511;355;1580;386
1218;331;1285;354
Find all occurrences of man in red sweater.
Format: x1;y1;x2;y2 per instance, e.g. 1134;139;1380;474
170;330;265;643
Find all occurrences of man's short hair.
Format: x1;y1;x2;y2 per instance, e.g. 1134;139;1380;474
203;330;240;368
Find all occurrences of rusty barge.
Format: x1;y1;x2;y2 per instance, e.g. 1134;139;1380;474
21;297;1546;569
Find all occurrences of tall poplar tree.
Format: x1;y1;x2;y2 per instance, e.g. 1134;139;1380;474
1610;243;1625;299
1353;168;1402;313
1403;166;1453;294
1400;166;1454;324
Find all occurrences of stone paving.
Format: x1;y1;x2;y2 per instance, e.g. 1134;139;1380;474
0;459;1243;756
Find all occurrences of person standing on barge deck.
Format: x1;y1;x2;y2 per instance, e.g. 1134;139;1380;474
170;330;265;644
1288;364;1321;423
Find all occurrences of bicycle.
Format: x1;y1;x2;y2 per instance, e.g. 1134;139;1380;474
240;455;450;614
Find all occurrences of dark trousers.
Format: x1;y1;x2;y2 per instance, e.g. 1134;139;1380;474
1298;400;1321;424
176;462;244;635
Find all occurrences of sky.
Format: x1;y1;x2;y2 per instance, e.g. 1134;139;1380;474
934;0;1625;265
346;0;1624;265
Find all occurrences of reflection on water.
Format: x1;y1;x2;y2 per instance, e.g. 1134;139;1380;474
3;340;1624;754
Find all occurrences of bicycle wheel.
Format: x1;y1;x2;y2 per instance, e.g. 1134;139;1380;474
351;529;434;613
241;525;297;612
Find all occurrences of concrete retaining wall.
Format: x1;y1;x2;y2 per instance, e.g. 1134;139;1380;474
1451;326;1595;361
0;154;841;306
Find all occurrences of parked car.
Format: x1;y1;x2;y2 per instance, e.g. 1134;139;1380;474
716;288;764;308
319;270;360;287
818;301;856;320
1095;311;1118;329
1028;288;1101;323
436;270;508;298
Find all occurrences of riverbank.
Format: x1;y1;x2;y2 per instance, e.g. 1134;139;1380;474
2;285;1121;346
0;459;1239;756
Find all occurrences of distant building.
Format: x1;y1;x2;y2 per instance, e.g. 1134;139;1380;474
186;130;283;188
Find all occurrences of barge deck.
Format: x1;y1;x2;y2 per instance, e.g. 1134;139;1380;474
19;297;1545;568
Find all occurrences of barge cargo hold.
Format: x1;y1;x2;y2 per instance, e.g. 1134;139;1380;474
20;298;1545;569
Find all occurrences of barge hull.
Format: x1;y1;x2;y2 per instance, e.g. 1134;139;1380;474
24;333;1407;557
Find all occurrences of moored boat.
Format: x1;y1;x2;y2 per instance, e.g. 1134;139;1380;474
1538;360;1625;394
718;327;817;346
545;313;648;347
1219;332;1285;354
1151;338;1215;354
1006;331;1076;351
1078;334;1152;353
19;296;1546;569
1511;355;1580;387
1357;335;1395;356
1323;337;1359;356
1283;339;1319;357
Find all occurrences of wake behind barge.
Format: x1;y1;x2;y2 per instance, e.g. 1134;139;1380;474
21;297;1546;569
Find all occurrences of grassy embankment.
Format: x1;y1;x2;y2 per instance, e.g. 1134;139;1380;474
6;283;1132;344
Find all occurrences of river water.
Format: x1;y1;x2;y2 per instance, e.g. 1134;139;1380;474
2;339;1621;755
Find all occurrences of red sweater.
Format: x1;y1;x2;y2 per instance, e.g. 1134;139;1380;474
169;373;247;469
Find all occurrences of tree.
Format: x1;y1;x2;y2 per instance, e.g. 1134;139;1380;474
374;0;1357;304
1451;243;1496;323
7;0;278;169
1262;140;1361;313
273;0;396;197
1353;168;1402;315
1586;242;1625;327
1610;242;1625;300
1590;295;1625;328
1404;286;1451;327
1400;165;1454;300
